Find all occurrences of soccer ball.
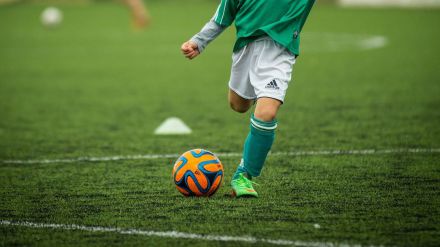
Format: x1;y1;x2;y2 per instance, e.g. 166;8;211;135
41;7;63;28
173;149;223;197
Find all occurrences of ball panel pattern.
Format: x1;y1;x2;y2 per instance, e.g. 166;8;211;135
173;149;223;197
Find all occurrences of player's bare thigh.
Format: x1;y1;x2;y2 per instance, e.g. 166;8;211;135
228;89;254;113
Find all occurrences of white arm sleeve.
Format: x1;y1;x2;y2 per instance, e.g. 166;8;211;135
190;19;227;53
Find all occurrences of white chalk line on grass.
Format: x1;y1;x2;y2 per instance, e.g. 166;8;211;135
0;220;379;247
1;148;439;165
301;32;389;52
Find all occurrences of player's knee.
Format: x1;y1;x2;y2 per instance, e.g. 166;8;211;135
254;108;277;121
230;101;250;113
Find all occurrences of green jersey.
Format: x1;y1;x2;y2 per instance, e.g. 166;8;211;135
213;0;315;55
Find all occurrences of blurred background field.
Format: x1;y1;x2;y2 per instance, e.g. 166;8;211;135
0;0;439;246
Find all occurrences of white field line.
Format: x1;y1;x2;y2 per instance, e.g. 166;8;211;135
0;220;379;247
1;148;439;165
301;32;389;52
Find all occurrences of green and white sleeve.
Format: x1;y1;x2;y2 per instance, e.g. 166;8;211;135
213;0;238;27
190;20;226;53
188;0;238;54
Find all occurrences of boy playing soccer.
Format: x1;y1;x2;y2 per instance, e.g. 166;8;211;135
181;0;315;197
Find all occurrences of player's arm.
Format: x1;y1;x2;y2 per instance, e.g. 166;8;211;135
181;0;238;60
181;20;226;59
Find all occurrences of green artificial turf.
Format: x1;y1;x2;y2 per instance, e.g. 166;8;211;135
1;0;439;246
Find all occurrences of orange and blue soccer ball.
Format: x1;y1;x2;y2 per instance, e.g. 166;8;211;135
173;149;223;197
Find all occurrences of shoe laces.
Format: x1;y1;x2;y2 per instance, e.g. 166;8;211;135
237;173;259;188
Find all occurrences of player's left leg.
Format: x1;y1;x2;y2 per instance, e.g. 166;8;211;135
236;97;280;177
244;97;280;176
254;97;281;121
231;97;280;197
231;37;296;198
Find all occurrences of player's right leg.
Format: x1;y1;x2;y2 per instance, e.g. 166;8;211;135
228;45;256;113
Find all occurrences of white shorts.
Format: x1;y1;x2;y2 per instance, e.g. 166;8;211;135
228;36;296;103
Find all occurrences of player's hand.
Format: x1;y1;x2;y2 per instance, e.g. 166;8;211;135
181;41;200;60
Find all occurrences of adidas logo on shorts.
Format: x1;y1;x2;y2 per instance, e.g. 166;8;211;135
265;80;280;90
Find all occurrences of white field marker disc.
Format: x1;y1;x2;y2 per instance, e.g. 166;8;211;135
154;117;192;135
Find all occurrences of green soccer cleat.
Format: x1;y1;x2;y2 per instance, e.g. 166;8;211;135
231;173;258;198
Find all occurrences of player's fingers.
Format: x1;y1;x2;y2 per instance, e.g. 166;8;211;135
182;47;193;54
181;50;191;56
184;50;193;57
181;43;192;52
183;50;194;57
185;51;195;58
189;51;199;59
185;50;198;59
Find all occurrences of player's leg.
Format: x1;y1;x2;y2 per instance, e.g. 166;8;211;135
228;45;256;114
254;97;281;121
231;97;280;197
231;37;295;198
228;89;254;113
124;0;150;29
242;97;280;176
232;97;280;179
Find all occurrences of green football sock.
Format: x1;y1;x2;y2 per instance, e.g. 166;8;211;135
232;114;277;180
